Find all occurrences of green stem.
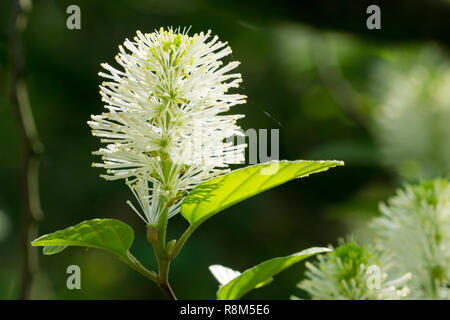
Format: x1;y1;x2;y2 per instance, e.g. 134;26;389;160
158;276;177;300
157;257;177;300
430;272;440;300
146;199;178;300
124;251;178;300
168;224;198;260
156;203;169;254
123;252;158;284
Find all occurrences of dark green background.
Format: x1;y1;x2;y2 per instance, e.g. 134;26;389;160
1;0;449;299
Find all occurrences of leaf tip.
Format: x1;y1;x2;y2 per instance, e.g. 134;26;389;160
30;239;41;247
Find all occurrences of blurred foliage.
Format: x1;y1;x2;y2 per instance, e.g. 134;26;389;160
0;0;449;299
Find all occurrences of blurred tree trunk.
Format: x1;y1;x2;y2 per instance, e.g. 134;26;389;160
8;0;44;300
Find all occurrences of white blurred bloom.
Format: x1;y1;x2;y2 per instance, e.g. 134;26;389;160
298;239;411;300
88;27;246;225
372;48;450;180
372;179;450;299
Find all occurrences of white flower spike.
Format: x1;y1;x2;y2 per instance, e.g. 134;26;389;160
372;179;450;299
88;27;247;225
299;239;411;300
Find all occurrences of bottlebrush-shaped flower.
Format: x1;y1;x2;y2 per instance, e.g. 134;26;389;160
88;27;246;225
372;179;450;299
298;239;411;300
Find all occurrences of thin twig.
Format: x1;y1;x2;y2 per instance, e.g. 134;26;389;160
8;0;43;300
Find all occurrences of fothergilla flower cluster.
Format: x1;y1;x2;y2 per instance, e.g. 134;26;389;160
88;27;246;225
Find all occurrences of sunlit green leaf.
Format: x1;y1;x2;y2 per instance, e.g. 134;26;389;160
43;245;68;255
217;247;331;300
31;219;134;261
182;160;344;227
209;264;273;290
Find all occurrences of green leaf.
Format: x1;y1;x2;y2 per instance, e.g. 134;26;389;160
31;219;134;261
209;264;273;291
217;247;332;300
182;160;343;226
43;245;68;255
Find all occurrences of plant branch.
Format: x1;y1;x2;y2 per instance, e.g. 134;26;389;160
9;0;44;300
124;251;178;300
158;275;177;300
124;252;159;284
146;199;178;300
167;223;198;260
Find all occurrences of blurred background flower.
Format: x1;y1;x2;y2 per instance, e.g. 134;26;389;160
371;179;450;299
298;238;411;300
371;47;450;181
